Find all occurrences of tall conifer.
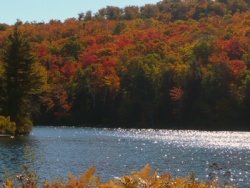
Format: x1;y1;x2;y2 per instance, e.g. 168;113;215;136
2;27;47;134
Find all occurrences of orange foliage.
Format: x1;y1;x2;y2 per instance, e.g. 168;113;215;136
60;60;76;79
2;0;250;126
169;86;184;102
38;44;48;58
12;165;231;188
230;60;247;80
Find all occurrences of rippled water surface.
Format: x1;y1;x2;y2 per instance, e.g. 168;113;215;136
0;127;250;186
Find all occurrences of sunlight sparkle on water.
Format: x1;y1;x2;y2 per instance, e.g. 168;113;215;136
108;128;250;186
1;127;250;187
112;129;250;149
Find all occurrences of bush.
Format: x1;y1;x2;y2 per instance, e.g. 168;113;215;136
0;116;16;135
0;24;7;31
16;116;33;135
6;164;233;188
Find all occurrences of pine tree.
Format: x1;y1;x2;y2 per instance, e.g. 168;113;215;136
2;27;47;134
0;60;4;110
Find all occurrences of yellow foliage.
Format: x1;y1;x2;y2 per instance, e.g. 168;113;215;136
6;165;233;188
5;178;14;188
44;166;98;188
171;177;190;187
0;116;16;135
99;180;123;188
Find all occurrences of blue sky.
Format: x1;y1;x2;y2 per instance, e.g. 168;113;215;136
1;0;161;25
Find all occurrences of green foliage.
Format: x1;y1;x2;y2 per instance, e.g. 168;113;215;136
1;0;250;129
84;11;93;21
61;37;83;61
193;41;214;65
106;6;123;20
0;23;8;31
124;6;140;20
0;116;16;134
113;22;127;35
16;116;33;135
1;27;47;134
0;62;5;114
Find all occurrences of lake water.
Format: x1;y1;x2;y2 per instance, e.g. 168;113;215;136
0;126;250;187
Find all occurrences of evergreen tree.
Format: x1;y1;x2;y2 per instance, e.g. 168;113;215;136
0;62;5;114
2;27;47;134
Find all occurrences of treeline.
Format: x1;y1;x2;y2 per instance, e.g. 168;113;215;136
1;0;250;132
77;0;250;22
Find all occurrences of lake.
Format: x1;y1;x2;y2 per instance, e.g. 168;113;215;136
0;126;250;187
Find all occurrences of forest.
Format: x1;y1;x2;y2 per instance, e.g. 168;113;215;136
1;0;250;134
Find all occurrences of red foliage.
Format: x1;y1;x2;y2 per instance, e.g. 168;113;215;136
53;90;72;118
60;61;76;79
178;25;191;32
209;52;230;65
228;39;244;60
169;86;184;102
79;52;98;68
38;44;48;58
116;35;132;49
230;60;247;79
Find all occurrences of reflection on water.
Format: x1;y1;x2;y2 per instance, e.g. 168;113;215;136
0;136;41;178
0;127;250;187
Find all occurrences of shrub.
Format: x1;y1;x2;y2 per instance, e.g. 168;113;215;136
8;164;233;188
16;116;33;135
0;116;16;135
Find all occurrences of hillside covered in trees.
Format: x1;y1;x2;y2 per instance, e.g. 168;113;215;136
1;0;250;133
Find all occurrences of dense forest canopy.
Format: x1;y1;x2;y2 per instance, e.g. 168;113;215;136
1;0;250;133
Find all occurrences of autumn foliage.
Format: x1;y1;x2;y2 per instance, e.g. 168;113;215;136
1;0;250;130
5;165;232;188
